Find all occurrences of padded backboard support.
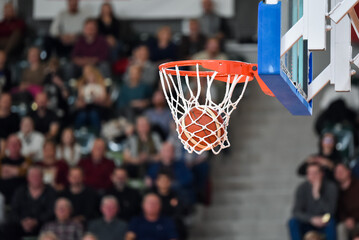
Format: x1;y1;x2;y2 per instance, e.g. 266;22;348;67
258;2;313;115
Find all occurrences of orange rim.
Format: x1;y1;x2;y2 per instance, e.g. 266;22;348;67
159;60;257;83
159;60;275;97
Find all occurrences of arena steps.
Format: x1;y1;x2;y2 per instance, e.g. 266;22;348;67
188;83;319;240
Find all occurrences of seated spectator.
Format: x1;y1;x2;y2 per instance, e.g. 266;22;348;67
147;142;193;192
150;171;186;239
0;50;12;93
147;26;177;63
179;19;207;59
43;58;70;118
315;99;357;136
28;92;60;140
37;141;69;191
335;164;359;240
0;134;31;204
82;233;98;240
5;166;56;240
192;37;227;61
74;65;110;135
41;198;83;240
48;0;89;58
18;47;46;97
145;90;173;140
59;167;100;224
57;128;82;166
123;45;157;87
184;151;210;205
39;231;59;240
0;93;20;151
297;132;341;180
107;167;141;222
97;3;121;61
126;193;178;240
17;116;45;162
70;19;110;79
199;0;229;39
88;196;127;240
0;2;25;55
123;116;162;178
288;163;338;240
118;65;152;118
78;138;115;192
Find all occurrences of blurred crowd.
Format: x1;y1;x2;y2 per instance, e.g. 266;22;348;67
288;88;359;240
0;0;232;240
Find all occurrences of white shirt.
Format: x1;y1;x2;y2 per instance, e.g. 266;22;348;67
50;10;89;37
56;144;82;166
17;131;45;162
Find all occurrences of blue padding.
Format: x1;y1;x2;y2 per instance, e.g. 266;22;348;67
257;1;312;116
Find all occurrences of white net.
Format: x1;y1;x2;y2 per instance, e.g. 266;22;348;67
159;64;250;155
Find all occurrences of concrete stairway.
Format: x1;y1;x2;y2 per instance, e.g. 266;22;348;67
189;83;319;240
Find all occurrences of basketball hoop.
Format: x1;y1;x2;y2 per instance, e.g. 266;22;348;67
159;60;273;155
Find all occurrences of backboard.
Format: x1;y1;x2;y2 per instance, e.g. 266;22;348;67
257;0;358;116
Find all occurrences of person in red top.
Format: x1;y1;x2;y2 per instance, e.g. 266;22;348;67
37;141;69;191
335;163;359;240
78;138;114;193
68;18;110;79
0;3;25;55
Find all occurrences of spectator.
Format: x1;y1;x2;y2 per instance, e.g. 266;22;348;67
0;50;12;93
179;19;207;59
41;198;83;240
82;233;98;240
123;116;162;178
57;128;82;167
88;196;127;240
19;47;46;97
123;45;157;87
74;65;110;135
126;193;178;240
150;171;187;239
17;116;45;162
335;164;359;240
192;37;227;61
315;99;357;136
145;90;173;140
199;0;229;39
70;18;110;78
0;134;31;204
297;132;341;180
39;231;59;240
43;58;70;117
28;92;60;140
78;138;115;192
59;167;100;224
97;3;121;61
5;166;56;240
288;163;338;240
147;26;177;63
0;93;20;150
0;2;25;55
118;65;152;118
147;142;193;192
49;0;89;58
37;141;69;191
106;167;141;222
